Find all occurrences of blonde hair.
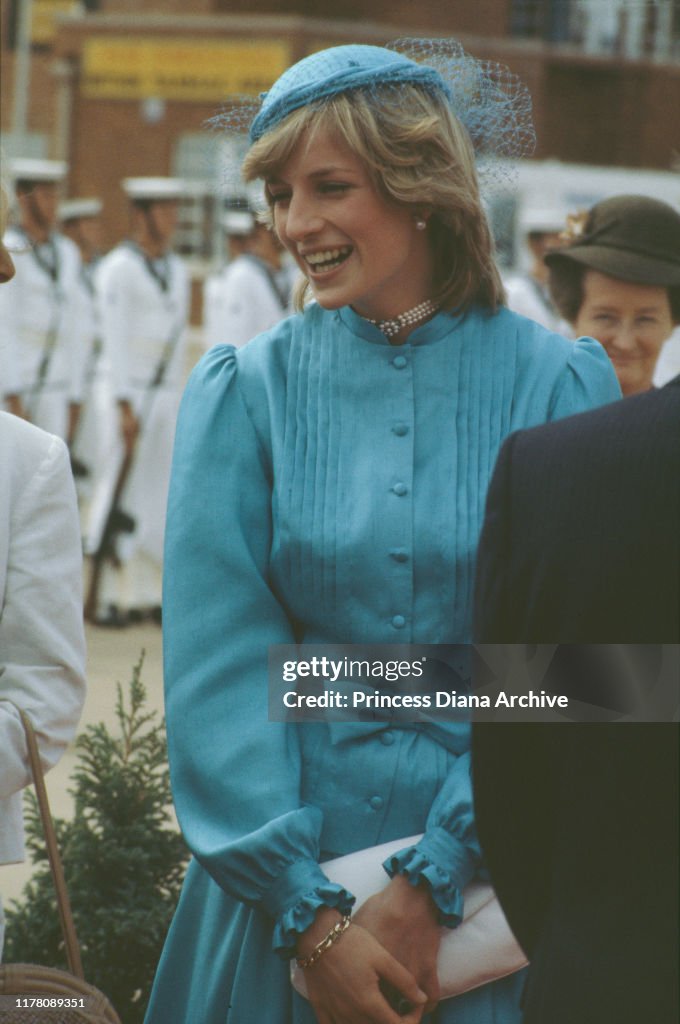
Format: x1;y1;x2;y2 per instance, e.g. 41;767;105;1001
242;84;505;313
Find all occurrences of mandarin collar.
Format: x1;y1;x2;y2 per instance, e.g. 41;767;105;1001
337;305;465;346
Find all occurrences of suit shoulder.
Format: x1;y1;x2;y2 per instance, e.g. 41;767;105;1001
510;383;679;468
0;411;63;454
0;413;68;491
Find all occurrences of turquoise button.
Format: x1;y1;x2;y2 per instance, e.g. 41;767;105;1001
392;423;409;436
389;548;409;563
393;483;408;496
392;615;406;629
392;355;407;369
380;732;395;746
369;795;384;810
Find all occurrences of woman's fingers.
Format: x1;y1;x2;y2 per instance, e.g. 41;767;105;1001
374;942;428;1009
354;879;441;1009
305;924;428;1024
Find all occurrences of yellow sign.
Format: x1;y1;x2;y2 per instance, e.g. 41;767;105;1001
82;38;291;102
32;0;80;45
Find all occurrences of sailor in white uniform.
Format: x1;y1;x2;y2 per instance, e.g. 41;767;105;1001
88;177;190;627
503;205;566;332
202;209;293;350
59;196;114;522
0;159;88;442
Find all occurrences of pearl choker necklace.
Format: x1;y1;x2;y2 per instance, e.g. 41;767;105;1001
365;299;438;339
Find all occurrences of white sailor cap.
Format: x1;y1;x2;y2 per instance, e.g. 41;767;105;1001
11;157;67;184
222;209;255;235
122;177;187;202
59;197;103;221
519;205;568;234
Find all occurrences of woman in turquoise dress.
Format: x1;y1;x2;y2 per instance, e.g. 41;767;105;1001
145;41;620;1024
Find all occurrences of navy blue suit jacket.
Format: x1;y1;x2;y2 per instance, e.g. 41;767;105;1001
473;379;679;1024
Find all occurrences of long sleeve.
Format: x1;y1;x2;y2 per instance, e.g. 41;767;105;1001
163;345;352;952
97;252;135;402
60;243;90;406
384;750;481;927
0;418;86;862
164;256;190;389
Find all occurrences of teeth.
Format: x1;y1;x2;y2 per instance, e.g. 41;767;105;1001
305;247;351;266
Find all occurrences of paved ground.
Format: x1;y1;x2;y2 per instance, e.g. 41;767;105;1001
1;622;165;905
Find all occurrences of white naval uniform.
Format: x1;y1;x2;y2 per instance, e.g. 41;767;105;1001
92;242;189;612
202;253;291;350
0;413;86;957
0;227;87;438
69;259;117;534
503;272;563;333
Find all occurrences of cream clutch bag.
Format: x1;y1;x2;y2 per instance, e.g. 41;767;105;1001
291;834;527;1001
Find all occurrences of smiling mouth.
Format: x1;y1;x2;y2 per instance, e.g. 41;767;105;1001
303;247;352;274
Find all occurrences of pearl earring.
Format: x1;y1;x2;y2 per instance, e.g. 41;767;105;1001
415;218;427;231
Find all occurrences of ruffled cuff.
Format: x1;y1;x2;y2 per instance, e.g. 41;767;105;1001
383;826;477;928
263;858;355;957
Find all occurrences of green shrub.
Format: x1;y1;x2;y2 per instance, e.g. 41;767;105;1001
4;655;189;1023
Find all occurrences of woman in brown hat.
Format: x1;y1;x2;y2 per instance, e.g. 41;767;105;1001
546;194;680;396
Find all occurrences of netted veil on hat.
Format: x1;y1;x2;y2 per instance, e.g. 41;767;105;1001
211;38;535;189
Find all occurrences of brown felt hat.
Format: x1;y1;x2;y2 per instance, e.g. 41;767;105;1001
545;194;680;287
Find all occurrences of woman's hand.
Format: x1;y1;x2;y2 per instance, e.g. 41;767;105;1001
298;907;427;1024
353;874;442;1015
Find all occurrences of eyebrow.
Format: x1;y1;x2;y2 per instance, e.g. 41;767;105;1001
590;304;664;314
267;165;358;184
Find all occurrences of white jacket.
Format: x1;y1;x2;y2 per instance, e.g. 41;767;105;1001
0;412;86;864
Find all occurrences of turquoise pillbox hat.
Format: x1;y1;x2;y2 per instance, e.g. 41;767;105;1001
249;44;451;142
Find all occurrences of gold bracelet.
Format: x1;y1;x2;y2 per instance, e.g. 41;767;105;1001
295;914;352;969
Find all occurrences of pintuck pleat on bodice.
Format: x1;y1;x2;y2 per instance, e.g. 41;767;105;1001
247;303;613;644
